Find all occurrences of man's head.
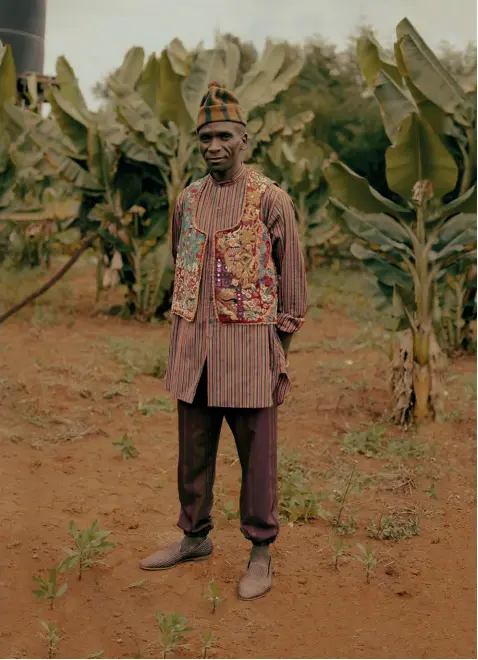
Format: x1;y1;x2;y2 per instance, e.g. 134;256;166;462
197;81;248;173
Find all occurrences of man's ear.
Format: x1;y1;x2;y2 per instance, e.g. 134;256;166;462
240;131;248;151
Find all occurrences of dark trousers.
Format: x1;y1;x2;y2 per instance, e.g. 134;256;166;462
176;364;279;545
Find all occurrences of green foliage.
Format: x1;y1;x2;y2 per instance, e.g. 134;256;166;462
128;397;175;416
59;520;115;580
155;612;192;659
200;630;219;659
367;507;420;541
221;502;240;520
278;450;328;523
353;542;378;583
38;620;62;660
113;433;139;459
328;534;351;570
32;567;68;610
342;424;385;457
324;20;477;423
203;579;224;614
106;336;168;380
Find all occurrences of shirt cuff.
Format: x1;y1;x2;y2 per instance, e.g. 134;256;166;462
276;312;305;333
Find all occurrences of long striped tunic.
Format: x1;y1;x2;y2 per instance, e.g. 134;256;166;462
165;164;307;408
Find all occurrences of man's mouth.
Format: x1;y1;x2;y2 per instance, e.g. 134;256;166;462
207;156;225;163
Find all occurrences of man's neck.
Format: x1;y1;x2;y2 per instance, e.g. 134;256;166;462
210;162;244;183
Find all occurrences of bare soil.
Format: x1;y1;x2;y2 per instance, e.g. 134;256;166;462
0;262;476;659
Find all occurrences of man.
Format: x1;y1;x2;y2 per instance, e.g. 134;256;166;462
140;81;307;600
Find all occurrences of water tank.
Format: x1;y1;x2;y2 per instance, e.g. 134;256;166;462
0;0;46;75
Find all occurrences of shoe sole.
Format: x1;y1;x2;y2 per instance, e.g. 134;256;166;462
139;551;213;571
237;585;271;601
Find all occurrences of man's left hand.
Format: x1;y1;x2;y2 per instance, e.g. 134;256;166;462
277;329;293;359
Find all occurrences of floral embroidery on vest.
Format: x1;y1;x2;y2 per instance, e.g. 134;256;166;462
171;177;208;322
172;168;278;324
213;168;278;324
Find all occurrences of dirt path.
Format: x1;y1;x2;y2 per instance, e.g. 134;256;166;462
0;263;476;659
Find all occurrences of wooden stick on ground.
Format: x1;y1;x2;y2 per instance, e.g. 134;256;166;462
0;234;96;325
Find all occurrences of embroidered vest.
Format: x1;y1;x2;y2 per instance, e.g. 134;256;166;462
171;168;278;324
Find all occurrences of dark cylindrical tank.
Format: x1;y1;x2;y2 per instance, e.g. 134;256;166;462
0;0;46;75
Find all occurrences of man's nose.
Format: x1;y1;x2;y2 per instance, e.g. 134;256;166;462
208;139;222;153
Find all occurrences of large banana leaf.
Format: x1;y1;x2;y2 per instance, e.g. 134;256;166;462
0;43;16;118
55;56;90;116
350;241;413;289
233;42;303;115
324;159;412;217
182;49;226;125
167;39;188;77
385;113;458;200
110;79;163;143
4;103;82;159
373;70;417;141
156;48;190;129
396;19;470;116
440;185;477;219
114;47;145;88
48;87;89;155
398;73;459;139
220;38;241;90
120;137;164;168
356;35;403;88
44;148;104;193
255;109;285;142
136;53;161;116
433;213;477;251
330;199;411;250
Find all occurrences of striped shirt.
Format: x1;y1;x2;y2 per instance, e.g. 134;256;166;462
165;164;307;408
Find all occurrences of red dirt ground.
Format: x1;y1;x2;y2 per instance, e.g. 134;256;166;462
0;262;476;659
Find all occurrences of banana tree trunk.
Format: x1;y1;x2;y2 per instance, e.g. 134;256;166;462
390;328;446;425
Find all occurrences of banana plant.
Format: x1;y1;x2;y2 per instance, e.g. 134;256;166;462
107;38;306;236
103;39;306;310
324;19;477;424
248;110;335;269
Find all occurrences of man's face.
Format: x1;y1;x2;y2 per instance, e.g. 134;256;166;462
198;121;248;172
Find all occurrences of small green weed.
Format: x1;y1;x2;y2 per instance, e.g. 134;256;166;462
32;567;68;610
38;620;62;659
87;651;104;659
342;424;385;458
33;304;61;326
59;520;115;580
367;506;420;542
424;482;437;499
113;433;139;459
128;397;175;416
333;514;359;536
330;463;358;536
200;630;219;659
278;450;328;523
353;543;378;583
328;534;351;570
203;579;224;614
221;502;240;520
106;336;167;381
156;612;192;659
387;438;426;459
